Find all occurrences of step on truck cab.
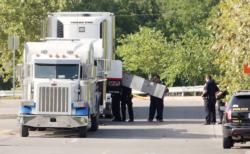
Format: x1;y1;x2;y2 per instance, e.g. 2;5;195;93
18;12;122;137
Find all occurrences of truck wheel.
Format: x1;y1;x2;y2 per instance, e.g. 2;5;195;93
90;115;99;131
79;126;87;138
223;137;233;149
20;125;29;137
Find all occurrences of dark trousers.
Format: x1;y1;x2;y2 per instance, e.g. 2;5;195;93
111;93;121;121
121;99;134;121
217;101;225;123
204;97;216;123
149;101;164;120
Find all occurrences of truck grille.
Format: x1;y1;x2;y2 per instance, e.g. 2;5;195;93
38;87;69;113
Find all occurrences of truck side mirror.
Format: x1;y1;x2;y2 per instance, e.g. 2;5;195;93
82;64;96;79
95;59;111;77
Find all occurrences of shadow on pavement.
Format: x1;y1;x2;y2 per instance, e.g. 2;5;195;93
28;127;219;139
100;120;204;126
89;128;220;139
133;106;205;120
29;105;208;139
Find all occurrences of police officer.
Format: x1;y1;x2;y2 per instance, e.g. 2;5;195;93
202;75;219;125
148;75;168;122
121;86;134;122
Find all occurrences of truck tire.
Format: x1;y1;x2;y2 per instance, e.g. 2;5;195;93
223;137;233;149
79;126;87;138
90;115;99;131
20;125;29;137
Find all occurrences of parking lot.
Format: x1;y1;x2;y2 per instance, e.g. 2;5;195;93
0;96;249;154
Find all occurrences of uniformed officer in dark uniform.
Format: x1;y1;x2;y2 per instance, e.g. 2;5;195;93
148;75;168;122
202;75;219;125
121;86;134;122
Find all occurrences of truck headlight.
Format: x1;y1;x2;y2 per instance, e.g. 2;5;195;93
20;106;32;114
75;108;89;116
20;100;35;115
73;101;89;116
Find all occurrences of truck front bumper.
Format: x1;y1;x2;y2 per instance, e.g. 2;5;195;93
18;115;89;128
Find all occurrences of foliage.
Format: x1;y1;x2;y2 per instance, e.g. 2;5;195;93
0;0;67;82
3;0;247;91
117;27;218;86
161;30;218;86
117;27;167;77
69;0;163;38
208;0;250;93
115;0;220;86
0;0;164;83
158;0;220;40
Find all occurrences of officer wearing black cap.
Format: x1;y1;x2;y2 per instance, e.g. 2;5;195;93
148;75;168;122
202;75;219;125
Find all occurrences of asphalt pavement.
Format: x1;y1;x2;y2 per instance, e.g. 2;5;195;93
0;97;249;154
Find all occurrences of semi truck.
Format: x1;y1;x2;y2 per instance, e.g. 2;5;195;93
18;12;122;137
18;12;167;138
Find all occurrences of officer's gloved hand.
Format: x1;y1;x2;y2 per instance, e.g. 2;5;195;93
130;95;133;99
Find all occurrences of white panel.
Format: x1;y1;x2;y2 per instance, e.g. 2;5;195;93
92;39;104;59
122;72;166;98
107;60;122;79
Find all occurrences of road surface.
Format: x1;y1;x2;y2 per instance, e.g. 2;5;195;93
0;97;249;154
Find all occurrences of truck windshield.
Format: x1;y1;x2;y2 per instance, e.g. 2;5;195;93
35;64;79;79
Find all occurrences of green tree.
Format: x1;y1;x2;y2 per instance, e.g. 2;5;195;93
117;27;167;77
161;30;218;86
70;0;163;37
117;27;218;86
0;0;165;83
159;0;219;40
208;0;250;93
0;0;67;82
0;0;222;88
